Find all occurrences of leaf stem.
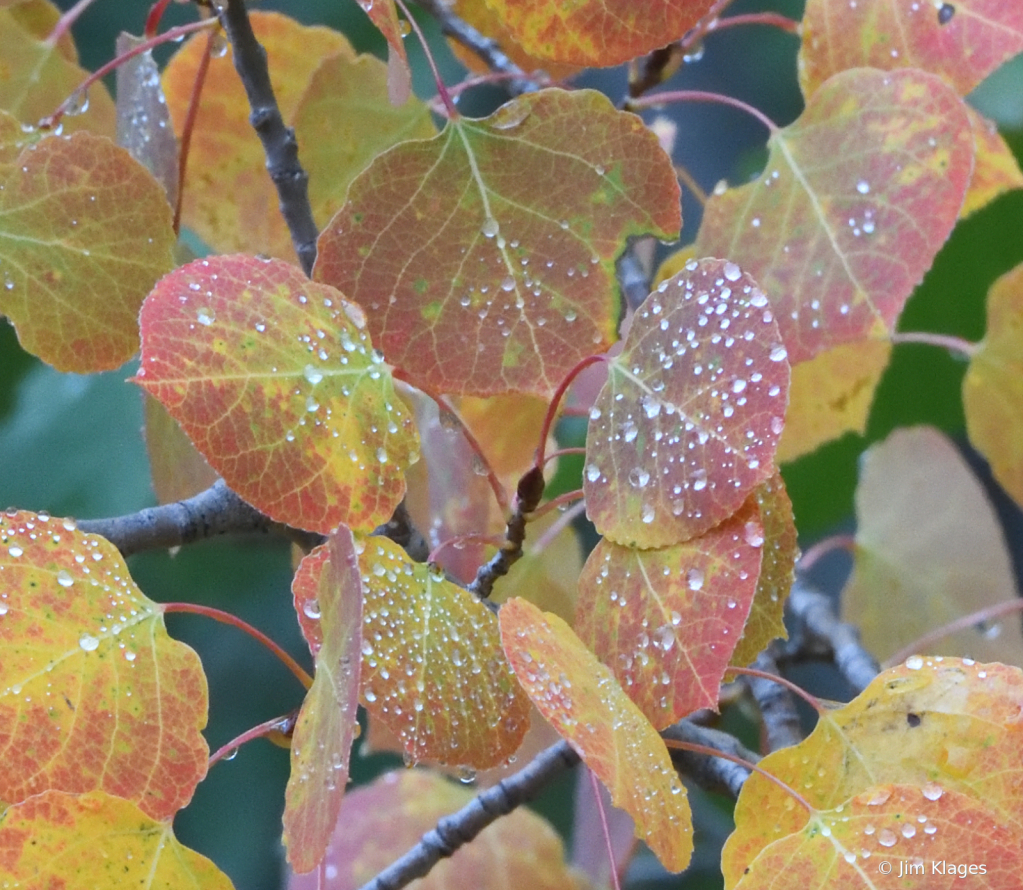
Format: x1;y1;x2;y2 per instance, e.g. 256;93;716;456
675;162;708;207
529;500;586;555
728;664;824;713
542;446;587;465
889;330;978;359
626;90;778;134
162;601;313;690
885;597;1023;668
45;0;100;48
176;29;216;236
144;0;176;39
208;711;298;767
589;769;622;890
392;0;458;119
797;533;856;572
528;489;584;522
707;13;802;35
535;355;607;470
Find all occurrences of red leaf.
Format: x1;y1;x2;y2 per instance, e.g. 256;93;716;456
695;69;974;364
583;258;789;548
315;88;680;397
136;255;419;535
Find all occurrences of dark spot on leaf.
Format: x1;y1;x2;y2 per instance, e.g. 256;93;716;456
937;3;954;24
906;712;921;727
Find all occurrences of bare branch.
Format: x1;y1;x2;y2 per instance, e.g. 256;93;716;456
219;0;319;275
747;649;804;752
662;720;759;799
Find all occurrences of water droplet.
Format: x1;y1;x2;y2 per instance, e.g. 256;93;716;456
56;570;74;588
456;765;477;784
641;395;661;419
905;655;924;670
0;603;8;616
196;308;215;326
303;364;324;385
501;276;515;292
687;568;704;591
769;344;787;362
585;464;601;483
491;99;530;130
641;504;656;524
743;522;764;547
65;88;90;116
209;31;229;57
922;782;942;801
877;828;897;847
79;633;100;652
303;599;321;620
481;218;500;238
856;180;870;195
222;747;239;761
722;262;742;282
8;545;23;558
628;468;650;489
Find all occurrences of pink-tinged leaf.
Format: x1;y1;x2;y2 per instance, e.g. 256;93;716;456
135;255;419;535
354;0;411;102
0;512;208;819
722;658;1023;887
576;499;763;729
0;128;176;372
288;769;587;890
965;261;1023;510
571;769;637;890
500;597;693;873
844;426;1023;665
315;88;680;397
730;473;797;667
481;0;715;67
695;69;974;365
284;528;363;874
359;537;530;768
962;108;1023;219
732;783;1020;890
583;258;789;548
0;791;234;889
799;0;1023;99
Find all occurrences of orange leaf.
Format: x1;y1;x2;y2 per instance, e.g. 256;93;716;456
0;122;176;372
500;597;692;873
961;106;1023;219
359;538;529;768
583;258;789;548
0;512;208;819
695;69;973;364
315;88;680;397
284;529;363;874
577;499;763;728
0;791;233;888
135;255;420;535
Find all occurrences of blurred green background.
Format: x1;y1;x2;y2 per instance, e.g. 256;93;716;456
1;0;1022;887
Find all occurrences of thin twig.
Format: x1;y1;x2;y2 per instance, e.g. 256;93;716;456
745;649;804;752
219;0;320;275
661;720;759;799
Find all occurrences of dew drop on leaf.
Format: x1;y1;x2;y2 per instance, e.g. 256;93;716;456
303;598;321;620
687;568;704;591
877;828;897;847
303;364;324;385
79;633;100;652
56;570;74;588
922;782;943;801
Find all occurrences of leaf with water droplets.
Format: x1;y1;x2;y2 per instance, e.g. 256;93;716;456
695;69;974;365
481;0;716;66
284;528;363;874
583;258;789;548
287;769;587;890
315;88;680;397
135;255;419;535
843;426;1023;665
775;340;892;464
0;124;176;372
358;537;529;767
729;473;797;668
161;12;354;261
723;657;1023;887
798;0;1023;99
500;597;693;873
576;498;763;728
731;783;1021;890
0;791;233;889
0;511;208;818
964;261;1023;512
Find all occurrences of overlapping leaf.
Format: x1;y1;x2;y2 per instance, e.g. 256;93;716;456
135;255;419;535
695;69;974;365
729;473;798;668
842;426;1023;664
798;0;1023;99
0;791;233;888
354;0;411;101
287;769;588;890
0;120;176;372
0;7;115;136
722;657;1023;886
577;498;763;728
143;394;218;505
961;107;1023;218
584;258;789;548
284;529;363;874
314;88;681;397
358;537;529;767
964;261;1023;510
481;0;715;66
775;341;892;463
500;597;693;873
6;0;77;62
0;511;208;819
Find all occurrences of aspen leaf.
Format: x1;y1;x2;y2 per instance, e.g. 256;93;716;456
354;0;412;101
964;261;1023;510
695;69;974;364
359;538;529;768
481;0;716;67
0;511;208;819
500;597;693;873
583;258;789;548
6;0;77;63
288;770;587;890
0;790;234;889
136;255;419;535
143;394;219;506
961;106;1023;219
284;529;363;874
723;658;1023;887
0;125;176;372
843;426;1023;664
315;88;680;397
577;498;763;728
